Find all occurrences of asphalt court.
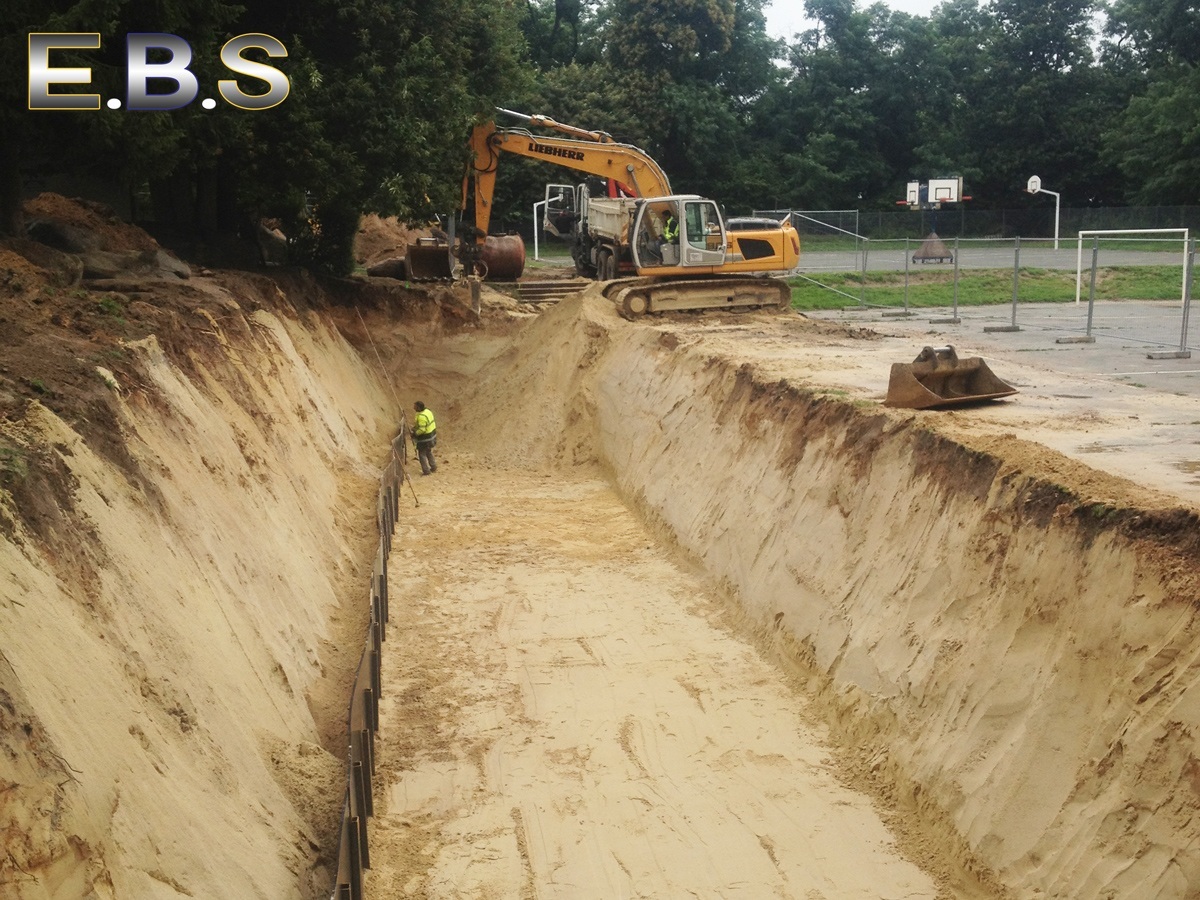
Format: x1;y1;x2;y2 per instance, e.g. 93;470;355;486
809;299;1200;397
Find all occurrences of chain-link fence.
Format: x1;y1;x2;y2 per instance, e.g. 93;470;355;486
797;236;1198;362
758;206;1200;241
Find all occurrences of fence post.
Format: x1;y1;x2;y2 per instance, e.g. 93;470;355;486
930;236;961;325
1184;238;1196;354
859;237;869;308
953;237;961;320
371;620;382;711
346;816;363;900
379;552;389;626
883;238;915;319
352;729;375;816
352;763;371;869
1086;237;1099;338
1057;237;1099;345
1149;236;1195;360
985;236;1022;333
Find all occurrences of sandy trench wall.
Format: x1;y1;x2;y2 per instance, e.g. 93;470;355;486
459;292;1200;900
0;298;392;899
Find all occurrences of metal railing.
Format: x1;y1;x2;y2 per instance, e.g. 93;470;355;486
327;428;408;900
809;236;1198;362
758;205;1200;241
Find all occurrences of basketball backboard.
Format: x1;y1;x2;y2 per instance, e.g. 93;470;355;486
928;177;963;204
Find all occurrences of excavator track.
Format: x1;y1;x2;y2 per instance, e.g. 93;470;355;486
604;277;793;320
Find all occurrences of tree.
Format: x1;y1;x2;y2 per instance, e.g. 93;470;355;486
596;0;779;197
1106;66;1200;204
3;0;531;273
1102;1;1200;202
745;0;941;209
522;0;605;69
1;0;244;236
919;0;1125;205
1106;0;1200;66
228;0;531;271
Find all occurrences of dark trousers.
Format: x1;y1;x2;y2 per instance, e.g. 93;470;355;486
416;437;436;474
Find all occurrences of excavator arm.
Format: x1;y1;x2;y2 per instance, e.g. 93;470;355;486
463;120;673;242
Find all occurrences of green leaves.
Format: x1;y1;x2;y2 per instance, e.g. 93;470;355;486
6;0;1200;262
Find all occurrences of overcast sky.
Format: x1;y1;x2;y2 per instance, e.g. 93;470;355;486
764;0;943;40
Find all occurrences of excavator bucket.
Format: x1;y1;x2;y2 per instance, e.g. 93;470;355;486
403;235;526;281
404;238;455;281
884;345;1018;410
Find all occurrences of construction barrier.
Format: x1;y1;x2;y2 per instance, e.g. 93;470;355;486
328;427;407;900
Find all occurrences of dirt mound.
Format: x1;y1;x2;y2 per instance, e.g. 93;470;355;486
354;214;432;268
24;193;160;253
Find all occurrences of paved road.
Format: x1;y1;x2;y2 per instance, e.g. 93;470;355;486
807;299;1200;398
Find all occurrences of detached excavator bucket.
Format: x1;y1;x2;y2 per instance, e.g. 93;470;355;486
404;238;455;281
884;345;1018;410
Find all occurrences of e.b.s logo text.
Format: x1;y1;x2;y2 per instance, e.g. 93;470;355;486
28;32;289;112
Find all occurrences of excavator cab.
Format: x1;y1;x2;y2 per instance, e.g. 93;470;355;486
631;196;726;272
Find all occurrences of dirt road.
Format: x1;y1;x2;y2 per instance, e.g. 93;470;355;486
364;463;969;898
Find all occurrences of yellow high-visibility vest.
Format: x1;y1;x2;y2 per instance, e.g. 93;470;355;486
415;408;436;436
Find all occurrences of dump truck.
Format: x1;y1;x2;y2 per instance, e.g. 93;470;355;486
462;111;800;317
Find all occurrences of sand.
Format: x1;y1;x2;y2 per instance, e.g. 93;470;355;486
354;287;1200;899
4;203;1200;899
364;467;965;898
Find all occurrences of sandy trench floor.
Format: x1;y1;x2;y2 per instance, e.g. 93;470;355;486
364;459;954;899
356;287;1200;900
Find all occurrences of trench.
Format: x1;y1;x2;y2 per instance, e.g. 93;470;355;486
363;287;1200;899
4;270;1199;899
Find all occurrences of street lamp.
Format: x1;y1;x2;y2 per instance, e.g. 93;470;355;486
1026;176;1061;250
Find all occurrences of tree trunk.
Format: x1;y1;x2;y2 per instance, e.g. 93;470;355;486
0;136;24;236
150;172;195;232
194;166;219;237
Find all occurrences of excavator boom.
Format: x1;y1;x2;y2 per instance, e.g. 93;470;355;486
495;108;617;144
465;121;673;239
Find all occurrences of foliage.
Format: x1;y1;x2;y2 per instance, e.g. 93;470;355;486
5;0;1200;268
1101;1;1200;204
3;0;530;274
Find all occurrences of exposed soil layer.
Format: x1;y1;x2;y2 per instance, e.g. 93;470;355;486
368;289;1200;899
3;196;1200;899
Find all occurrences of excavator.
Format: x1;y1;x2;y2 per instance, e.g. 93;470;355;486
455;109;801;317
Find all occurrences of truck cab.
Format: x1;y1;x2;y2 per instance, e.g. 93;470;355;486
544;185;730;278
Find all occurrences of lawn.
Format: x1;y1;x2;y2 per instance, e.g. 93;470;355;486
786;266;1190;310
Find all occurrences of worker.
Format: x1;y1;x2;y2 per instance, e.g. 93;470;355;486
412;401;437;475
662;209;678;243
660;208;679;264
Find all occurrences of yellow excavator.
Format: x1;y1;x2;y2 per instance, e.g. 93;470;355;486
459;109;801;317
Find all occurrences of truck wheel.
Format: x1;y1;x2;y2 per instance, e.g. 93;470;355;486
604;251;619;281
572;246;593;278
622;291;649;317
